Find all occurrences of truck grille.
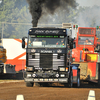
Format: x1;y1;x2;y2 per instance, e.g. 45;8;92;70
40;53;53;69
28;53;65;70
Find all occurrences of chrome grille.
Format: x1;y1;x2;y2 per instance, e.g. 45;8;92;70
28;53;65;70
40;53;53;69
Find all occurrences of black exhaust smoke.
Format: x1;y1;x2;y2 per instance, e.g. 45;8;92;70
27;0;77;27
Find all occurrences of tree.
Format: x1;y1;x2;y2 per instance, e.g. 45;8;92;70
76;5;100;27
0;0;31;38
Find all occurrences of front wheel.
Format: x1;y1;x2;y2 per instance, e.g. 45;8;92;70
69;72;73;88
77;75;80;87
26;82;34;87
77;69;80;87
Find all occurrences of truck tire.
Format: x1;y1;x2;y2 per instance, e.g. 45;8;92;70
26;82;34;87
77;75;80;87
69;71;73;88
98;63;100;85
77;69;80;87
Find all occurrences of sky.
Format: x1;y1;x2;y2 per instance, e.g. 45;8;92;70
77;0;100;7
73;0;100;38
0;0;99;7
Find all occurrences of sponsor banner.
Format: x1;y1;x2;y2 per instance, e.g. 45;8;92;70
3;39;26;71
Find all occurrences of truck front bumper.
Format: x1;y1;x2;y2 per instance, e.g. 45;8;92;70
24;78;68;83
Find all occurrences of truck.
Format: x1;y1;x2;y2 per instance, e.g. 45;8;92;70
22;25;80;87
72;27;100;84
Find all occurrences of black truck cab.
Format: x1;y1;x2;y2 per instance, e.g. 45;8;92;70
22;27;79;87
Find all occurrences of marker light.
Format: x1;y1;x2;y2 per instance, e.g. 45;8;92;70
73;25;78;28
73;25;75;28
97;26;99;29
66;67;68;71
83;48;85;51
76;25;78;28
29;29;32;32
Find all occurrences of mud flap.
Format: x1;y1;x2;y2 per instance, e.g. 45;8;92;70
98;62;100;85
71;64;80;87
73;62;88;80
0;65;3;73
4;64;16;73
68;71;73;88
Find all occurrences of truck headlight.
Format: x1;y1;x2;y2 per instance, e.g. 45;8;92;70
60;74;65;77
72;58;75;62
27;74;31;77
32;74;36;78
56;74;59;78
59;67;65;71
26;67;33;71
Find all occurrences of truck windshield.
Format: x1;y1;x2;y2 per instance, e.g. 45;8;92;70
96;30;100;43
78;36;94;45
28;35;66;48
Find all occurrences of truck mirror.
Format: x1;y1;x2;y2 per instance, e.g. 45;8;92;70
22;37;25;48
67;36;69;44
73;42;76;48
70;39;74;49
70;43;73;49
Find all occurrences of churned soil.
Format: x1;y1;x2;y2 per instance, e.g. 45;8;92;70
0;80;100;100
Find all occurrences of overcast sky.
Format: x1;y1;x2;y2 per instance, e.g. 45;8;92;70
77;0;100;7
0;0;100;7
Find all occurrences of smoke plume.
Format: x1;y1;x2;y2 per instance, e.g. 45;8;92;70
26;0;77;27
77;6;100;27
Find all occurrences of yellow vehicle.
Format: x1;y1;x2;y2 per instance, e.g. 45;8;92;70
0;46;7;73
0;34;15;74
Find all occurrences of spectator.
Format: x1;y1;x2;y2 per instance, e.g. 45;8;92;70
85;39;92;45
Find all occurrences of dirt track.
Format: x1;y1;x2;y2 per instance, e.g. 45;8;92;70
0;80;100;100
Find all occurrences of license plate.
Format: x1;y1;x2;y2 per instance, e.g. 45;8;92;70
25;78;33;82
59;78;68;82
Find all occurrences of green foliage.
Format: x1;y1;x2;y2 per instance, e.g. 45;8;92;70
0;1;100;38
0;0;31;38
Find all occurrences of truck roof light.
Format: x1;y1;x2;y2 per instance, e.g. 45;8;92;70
73;24;78;29
76;25;78;28
29;29;32;32
63;30;66;32
96;26;100;30
73;25;75;28
97;26;99;29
